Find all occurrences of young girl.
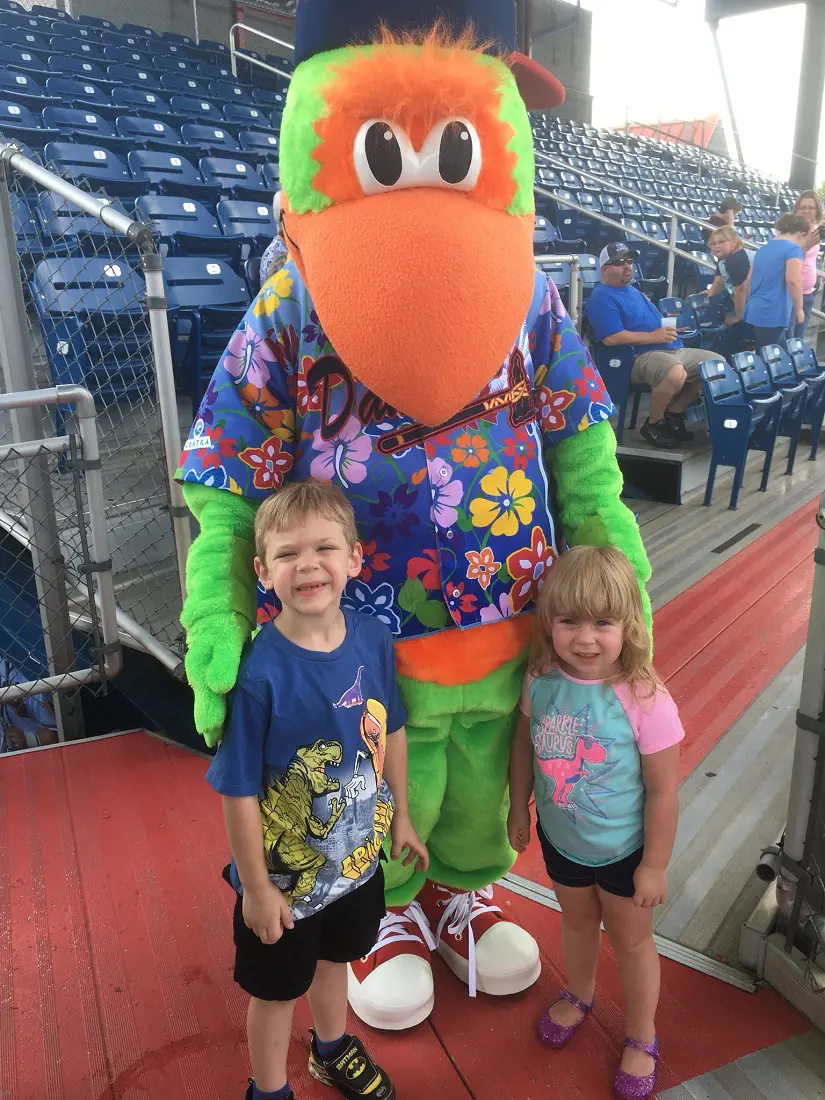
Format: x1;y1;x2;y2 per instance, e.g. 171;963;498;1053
508;545;683;1100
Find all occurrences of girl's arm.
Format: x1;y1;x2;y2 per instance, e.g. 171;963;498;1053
704;274;724;297
507;711;534;852
785;256;804;321
634;744;680;908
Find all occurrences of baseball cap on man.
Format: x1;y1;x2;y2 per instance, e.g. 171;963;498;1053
599;242;640;267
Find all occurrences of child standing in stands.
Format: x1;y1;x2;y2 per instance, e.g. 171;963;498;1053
508;546;683;1100
207;480;428;1100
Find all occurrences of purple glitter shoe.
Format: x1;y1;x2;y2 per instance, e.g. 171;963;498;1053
536;990;593;1049
612;1037;659;1099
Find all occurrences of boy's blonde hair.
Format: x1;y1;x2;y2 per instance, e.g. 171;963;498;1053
254;480;359;558
708;225;743;251
530;545;658;696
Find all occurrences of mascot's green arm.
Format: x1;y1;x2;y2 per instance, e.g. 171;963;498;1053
546;420;653;638
180;482;261;746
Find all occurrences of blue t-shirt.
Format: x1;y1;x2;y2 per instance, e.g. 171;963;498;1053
521;668;684;867
207;610;406;919
744;238;803;327
586;282;683;355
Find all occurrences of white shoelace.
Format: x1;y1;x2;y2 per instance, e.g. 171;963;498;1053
434;885;502;998
363;900;437;960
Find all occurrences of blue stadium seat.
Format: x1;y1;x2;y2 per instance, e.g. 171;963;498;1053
591;343;638;443
35;191;131;256
107;65;162;92
77;14;116;30
733;350;805;475
209;79;255;105
31;256;153;422
134;194;242;267
44;140;146;197
538;259;571;308
699;358;780;509
155;55;196;76
110;88;173;121
686;292;727;353
199;156;265;199
169;95;221;122
0;44;50;78
44;76;109;109
11;191;45;274
6;28;50;53
657;296;701;347
161;256;251;408
787;336;825;460
1;1;29;12
575;254;600;298
760;343;811;470
222;102;270;135
115;115;183;152
99;29;147;49
42;106;132;155
55;36;104;62
237;130;280;165
33;2;71;18
102;45;153;69
179;122;240;157
0;99;59;148
261;161;280;190
128;149;221;205
48;56;111;85
216;198;277;255
123;24;158;39
197;60;233;81
198;38;229;58
160;73;208;98
0;72;56;113
533;214;554;249
244;254;263;298
162;32;196;48
252;87;286;110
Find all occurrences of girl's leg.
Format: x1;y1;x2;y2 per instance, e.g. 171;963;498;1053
599;889;659;1076
548;882;603;1026
247;996;297;1093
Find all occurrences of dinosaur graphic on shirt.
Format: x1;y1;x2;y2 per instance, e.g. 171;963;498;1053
537;735;607;808
260;738;346;902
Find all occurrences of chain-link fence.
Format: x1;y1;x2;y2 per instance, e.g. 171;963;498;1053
0;142;189;705
778;493;825;986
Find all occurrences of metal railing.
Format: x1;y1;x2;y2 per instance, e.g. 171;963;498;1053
0;143;191;686
229;22;294;84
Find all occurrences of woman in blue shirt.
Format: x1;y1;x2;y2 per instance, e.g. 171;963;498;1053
744;214;809;349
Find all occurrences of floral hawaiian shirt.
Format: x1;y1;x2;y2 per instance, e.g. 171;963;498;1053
176;263;615;640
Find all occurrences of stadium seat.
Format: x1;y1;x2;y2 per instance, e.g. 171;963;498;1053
115;115;183;153
197;60;234;81
244;254;263;298
161;256;251;408
237;130;280;165
209;79;255;105
160;73;209;98
44;76;109;110
107;65;162;92
216;198;277;255
657;296;701;347
44;140;146;198
199;157;266;200
0;99;59;149
56;37;104;62
35;191;132;256
6;28;50;54
102;44;153;68
686;292;727;353
732;350;805;475
0;71;57;112
11;190;44;275
48;56;113;87
221;102;270;133
252;88;286;110
260;161;280;189
128;149;221;205
99;30;147;49
162;32;195;48
699;358;780;509
0;43;50;79
591;342;639;443
123;24;158;39
42;106;132;155
77;14;116;30
134;195;243;267
110;88;173;122
155;55;195;77
787;337;825;460
169;95;221;122
179;123;240;157
575;254;600;298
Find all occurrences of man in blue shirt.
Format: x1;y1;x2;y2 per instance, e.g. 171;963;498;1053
586;243;724;448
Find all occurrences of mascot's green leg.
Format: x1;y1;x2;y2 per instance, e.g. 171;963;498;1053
384;651;526;909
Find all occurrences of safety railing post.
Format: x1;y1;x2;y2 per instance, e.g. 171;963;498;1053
0;158;83;740
569;255;581;331
141;251;191;604
666;213;678;297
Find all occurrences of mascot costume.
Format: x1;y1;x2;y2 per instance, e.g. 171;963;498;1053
178;0;651;1032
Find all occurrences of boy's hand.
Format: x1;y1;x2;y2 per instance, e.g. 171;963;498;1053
242;881;295;943
390;813;430;871
633;864;668;909
507;805;531;853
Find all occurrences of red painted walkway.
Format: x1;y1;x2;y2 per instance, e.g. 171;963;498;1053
0;733;810;1100
1;498;819;1099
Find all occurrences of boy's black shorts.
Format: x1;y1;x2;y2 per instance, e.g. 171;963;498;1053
537;822;643;899
230;864;386;1001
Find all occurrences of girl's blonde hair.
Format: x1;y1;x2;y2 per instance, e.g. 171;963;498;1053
530;545;658;697
708;225;744;251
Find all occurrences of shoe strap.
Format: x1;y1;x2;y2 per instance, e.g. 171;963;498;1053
624;1036;659;1060
558;990;593;1015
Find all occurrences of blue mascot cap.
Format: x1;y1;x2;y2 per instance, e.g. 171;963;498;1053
292;0;565;110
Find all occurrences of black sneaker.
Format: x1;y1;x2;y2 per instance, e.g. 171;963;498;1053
244;1082;294;1100
308;1032;396;1099
664;410;695;442
640;418;678;449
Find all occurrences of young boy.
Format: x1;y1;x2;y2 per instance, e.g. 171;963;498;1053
206;480;428;1100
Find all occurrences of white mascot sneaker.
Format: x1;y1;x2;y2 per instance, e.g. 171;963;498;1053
347;901;436;1030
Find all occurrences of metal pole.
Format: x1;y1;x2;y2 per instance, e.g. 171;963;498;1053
192;0;200;44
666;213;678;296
789;1;825;190
568;255;581;330
141;252;191;605
0;162;83;740
709;20;746;169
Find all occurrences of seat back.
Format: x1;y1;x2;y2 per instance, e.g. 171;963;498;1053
111;88;171;116
216;199;276;245
35;191;128;250
116;115;180;146
222;102;268;127
128;149;200;186
197;60;234;81
0;98;37;128
760;343;798;387
103;44;153;68
135;195;220;239
44;76;107;106
658;295;696;330
162;257;250;310
732;350;773;396
43;106;114;140
32;256;145;315
575;254;600;293
238;130;280;159
49;54;105;81
180;123;240;154
688;291;725;327
169;95;221;122
44;140;130;182
700;358;744;406
787;337;823;379
156;54;195;75
199;157;263;193
160;72;208;98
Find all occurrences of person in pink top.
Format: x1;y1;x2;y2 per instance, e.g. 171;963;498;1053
508;545;683;1100
791;191;823;340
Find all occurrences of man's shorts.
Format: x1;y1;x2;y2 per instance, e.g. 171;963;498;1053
231;864;386;1001
632;347;723;389
537;822;643;899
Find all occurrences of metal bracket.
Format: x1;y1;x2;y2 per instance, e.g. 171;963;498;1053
797;710;825;738
79;558;113;575
66;455;102;473
144;295;167;310
170;505;191;519
779;852;814;885
90;640;121;658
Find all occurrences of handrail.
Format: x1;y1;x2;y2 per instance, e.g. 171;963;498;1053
229;22;294;83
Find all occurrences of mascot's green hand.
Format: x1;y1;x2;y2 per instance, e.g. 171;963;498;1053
180;483;261;746
547;420;653;642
